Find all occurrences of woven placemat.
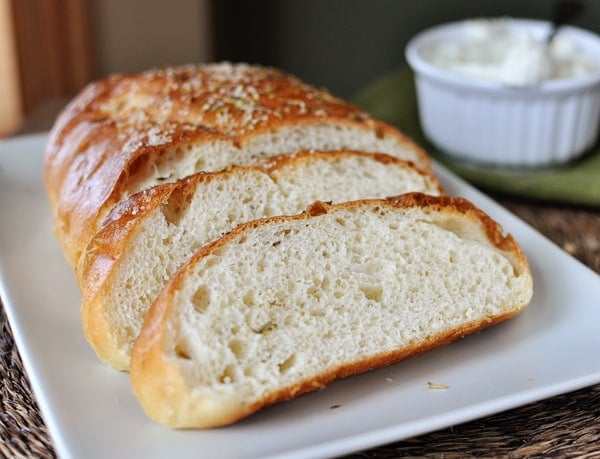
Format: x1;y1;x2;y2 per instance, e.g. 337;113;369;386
0;305;56;459
0;199;599;458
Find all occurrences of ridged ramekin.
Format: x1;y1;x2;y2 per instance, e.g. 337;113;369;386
405;19;600;167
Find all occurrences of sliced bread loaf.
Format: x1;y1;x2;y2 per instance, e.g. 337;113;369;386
80;151;443;370
44;62;432;267
130;194;533;428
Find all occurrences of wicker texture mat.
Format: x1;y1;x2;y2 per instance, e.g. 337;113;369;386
1;197;599;458
0;307;56;459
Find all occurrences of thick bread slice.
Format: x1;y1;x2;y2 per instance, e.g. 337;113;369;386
130;194;533;428
80;151;443;371
44;62;432;267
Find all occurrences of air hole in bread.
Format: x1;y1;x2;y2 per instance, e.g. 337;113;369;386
360;285;383;302
160;188;193;226
228;339;245;359
278;353;296;374
306;286;321;299
193;157;205;173
242;290;256;307
191;285;210;313
253;321;275;334
448;250;457;264
219;365;236;384
175;342;192;360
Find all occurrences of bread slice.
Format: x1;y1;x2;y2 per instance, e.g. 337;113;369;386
44;62;433;267
130;194;533;428
80;151;443;371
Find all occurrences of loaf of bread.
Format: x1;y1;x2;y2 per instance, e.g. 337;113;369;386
130;194;533;428
80;151;443;371
44;62;432;268
44;62;533;430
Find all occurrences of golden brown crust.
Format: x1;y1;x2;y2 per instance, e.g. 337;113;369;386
130;195;532;428
44;63;432;268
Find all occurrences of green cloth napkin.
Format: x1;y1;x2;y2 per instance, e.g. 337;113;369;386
354;67;600;207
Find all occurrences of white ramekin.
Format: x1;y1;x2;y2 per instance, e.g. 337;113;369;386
405;19;600;167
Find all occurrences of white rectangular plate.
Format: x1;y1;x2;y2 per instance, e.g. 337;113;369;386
1;134;600;459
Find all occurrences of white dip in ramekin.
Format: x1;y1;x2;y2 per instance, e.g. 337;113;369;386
406;18;600;167
423;19;597;86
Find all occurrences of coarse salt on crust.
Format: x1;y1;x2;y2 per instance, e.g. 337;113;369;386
97;63;364;138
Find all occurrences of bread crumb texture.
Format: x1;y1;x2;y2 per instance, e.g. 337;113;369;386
89;152;441;370
132;199;532;427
